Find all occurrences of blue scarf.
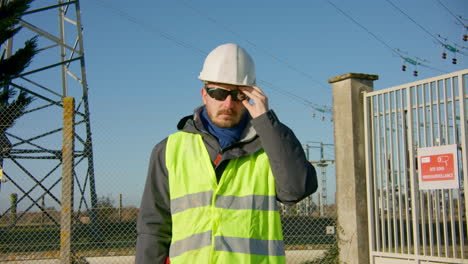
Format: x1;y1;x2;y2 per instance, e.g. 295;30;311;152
200;107;248;149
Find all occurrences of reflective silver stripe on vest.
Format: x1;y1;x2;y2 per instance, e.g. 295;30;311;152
169;230;212;258
215;236;285;256
170;191;213;214
215;194;278;211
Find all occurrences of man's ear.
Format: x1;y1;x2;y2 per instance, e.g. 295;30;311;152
201;87;207;105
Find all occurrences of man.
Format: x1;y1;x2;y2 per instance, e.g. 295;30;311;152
136;43;317;264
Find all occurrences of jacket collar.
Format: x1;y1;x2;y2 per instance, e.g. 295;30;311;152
176;106;261;152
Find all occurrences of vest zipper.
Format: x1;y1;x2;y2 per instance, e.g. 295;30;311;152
214;153;223;166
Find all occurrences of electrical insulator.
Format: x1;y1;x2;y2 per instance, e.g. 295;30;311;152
413;70;418;77
442;52;447;59
402;65;406;71
452;58;457;64
463;35;467;41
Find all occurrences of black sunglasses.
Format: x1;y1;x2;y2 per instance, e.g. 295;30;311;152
205;87;248;101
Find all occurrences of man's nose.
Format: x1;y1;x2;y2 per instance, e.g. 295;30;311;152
222;95;235;107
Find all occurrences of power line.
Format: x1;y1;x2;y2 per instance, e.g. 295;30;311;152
326;0;399;57
92;0;331;114
435;0;466;27
326;0;446;73
386;0;467;61
92;0;208;57
383;0;442;45
259;80;332;116
397;49;445;74
173;0;335;112
436;0;468;44
175;0;328;90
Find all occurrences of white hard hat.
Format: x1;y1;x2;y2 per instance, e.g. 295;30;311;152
199;43;256;86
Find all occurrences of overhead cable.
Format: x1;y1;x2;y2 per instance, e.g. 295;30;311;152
383;0;442;45
259;80;332;115
325;0;400;57
327;0;446;73
175;0;328;89
93;0;208;57
435;0;466;27
92;0;331;112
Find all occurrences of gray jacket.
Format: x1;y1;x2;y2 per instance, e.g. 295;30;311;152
136;107;317;264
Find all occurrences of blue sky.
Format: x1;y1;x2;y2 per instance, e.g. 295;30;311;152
1;0;467;211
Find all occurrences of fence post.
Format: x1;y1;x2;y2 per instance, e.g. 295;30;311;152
61;97;75;264
328;73;378;264
10;193;17;223
119;193;122;222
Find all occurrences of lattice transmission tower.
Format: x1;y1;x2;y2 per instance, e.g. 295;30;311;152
0;0;97;231
305;142;334;216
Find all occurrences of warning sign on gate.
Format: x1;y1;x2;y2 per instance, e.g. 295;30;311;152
418;144;459;190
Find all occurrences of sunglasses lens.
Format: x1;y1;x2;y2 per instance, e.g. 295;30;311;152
207;88;247;101
234;91;248;101
208;88;230;100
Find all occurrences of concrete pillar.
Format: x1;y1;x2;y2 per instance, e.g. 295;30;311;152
61;97;75;264
328;73;378;264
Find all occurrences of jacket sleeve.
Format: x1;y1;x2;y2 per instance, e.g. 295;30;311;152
251;110;318;205
136;139;172;264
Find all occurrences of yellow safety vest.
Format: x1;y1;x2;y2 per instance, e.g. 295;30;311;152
166;131;285;263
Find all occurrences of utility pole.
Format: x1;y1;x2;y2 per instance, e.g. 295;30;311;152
306;142;334;216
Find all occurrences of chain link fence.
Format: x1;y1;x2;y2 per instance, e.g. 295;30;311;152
0;103;337;264
0;79;337;264
4;131;337;264
1;0;337;262
0;194;336;264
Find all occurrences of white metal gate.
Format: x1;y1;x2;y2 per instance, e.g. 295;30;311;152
364;69;468;264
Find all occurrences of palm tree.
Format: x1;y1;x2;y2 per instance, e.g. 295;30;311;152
0;0;37;154
0;89;34;151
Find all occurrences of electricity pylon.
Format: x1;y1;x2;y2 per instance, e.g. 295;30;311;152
0;0;97;233
305;142;334;216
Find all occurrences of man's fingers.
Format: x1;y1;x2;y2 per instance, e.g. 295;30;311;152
239;86;269;119
242;99;253;109
240;86;265;100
